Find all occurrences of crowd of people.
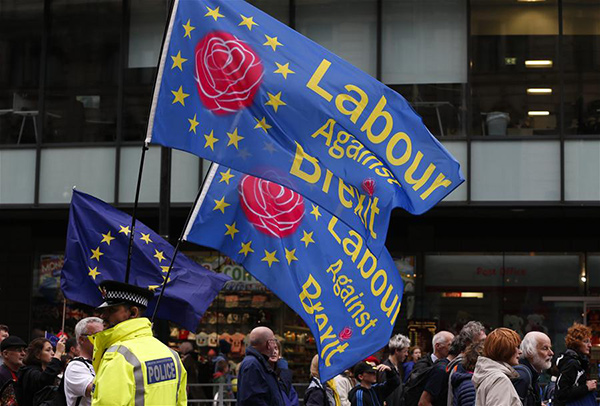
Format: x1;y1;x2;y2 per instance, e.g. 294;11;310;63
0;290;599;406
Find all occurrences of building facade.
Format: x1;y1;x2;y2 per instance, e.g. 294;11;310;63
1;0;600;379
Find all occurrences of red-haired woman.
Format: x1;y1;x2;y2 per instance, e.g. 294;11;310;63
553;323;597;406
16;336;65;406
472;328;522;406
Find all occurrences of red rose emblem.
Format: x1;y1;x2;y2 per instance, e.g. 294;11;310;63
194;32;264;114
338;327;353;341
239;175;305;237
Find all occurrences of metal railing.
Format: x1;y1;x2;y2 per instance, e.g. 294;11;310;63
186;382;310;405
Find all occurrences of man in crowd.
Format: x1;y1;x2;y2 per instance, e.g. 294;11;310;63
64;317;103;406
418;331;454;406
349;361;400;406
91;280;187;405
0;336;26;388
513;331;554;406
0;325;9;367
179;341;208;401
379;333;411;406
237;326;285;406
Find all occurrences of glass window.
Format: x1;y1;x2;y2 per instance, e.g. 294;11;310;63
383;0;467;137
123;0;166;142
440;141;467;201
471;140;560;201
119;146;160;203
0;149;36;203
171;150;200;203
470;0;560;136
39;147;116;203
247;0;290;25
44;0;121;143
563;0;600;136
296;0;377;78
0;0;43;145
565;140;600;200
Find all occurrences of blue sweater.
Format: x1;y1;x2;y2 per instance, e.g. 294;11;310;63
451;366;475;406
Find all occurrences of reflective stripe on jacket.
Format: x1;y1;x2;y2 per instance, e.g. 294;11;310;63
91;317;187;406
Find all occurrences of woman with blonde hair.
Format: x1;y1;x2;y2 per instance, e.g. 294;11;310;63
304;355;341;406
553;323;597;406
472;328;522;406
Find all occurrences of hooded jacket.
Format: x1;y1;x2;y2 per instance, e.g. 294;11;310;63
553;349;590;406
450;365;475;406
237;346;286;406
472;356;521;406
305;377;337;406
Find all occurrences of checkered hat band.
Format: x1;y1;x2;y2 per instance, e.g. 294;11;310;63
106;290;149;307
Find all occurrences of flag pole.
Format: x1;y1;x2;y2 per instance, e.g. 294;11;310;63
61;298;66;332
124;143;149;284
151;162;214;324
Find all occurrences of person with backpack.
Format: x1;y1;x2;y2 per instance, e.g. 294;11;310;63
304;355;340;406
404;331;454;406
63;317;103;406
349;361;400;406
512;331;554;406
553;323;597;406
450;342;483;406
17;336;66;406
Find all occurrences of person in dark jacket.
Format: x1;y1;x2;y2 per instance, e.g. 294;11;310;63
237;326;286;406
378;334;410;406
513;331;554;406
553;323;597;406
304;355;338;406
269;340;298;406
16;336;66;406
451;342;483;406
403;346;421;383
349;361;400;406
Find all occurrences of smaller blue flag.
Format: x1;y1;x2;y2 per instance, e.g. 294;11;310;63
183;164;404;382
61;190;230;331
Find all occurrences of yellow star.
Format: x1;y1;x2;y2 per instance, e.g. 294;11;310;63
301;230;315;247
171;51;187;71
187;114;200;134
227;128;244;149
213;196;230;214
239;241;254;257
205;6;224;21
239;14;258;30
171;86;189;106
148;285;160;292
204;130;219;151
140;233;152;244
254;117;272;133
161;266;170;273
154;249;166;263
182;19;195;38
285;248;298;265
100;231;115;246
274;62;295;79
90;247;103;261
265;92;286;113
261;250;279;268
119;225;131;236
224;222;239;240
88;266;100;280
310;204;321;221
263;35;282;51
219;169;235;185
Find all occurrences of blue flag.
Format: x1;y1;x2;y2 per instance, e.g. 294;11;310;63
61;190;230;331
183;164;404;382
146;0;464;255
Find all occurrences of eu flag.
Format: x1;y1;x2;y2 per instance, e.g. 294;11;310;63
61;190;230;331
146;0;464;255
183;164;404;382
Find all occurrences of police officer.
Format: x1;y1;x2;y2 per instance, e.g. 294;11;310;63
91;280;187;405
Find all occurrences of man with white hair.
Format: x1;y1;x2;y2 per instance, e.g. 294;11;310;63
64;317;104;406
378;334;410;406
512;331;554;406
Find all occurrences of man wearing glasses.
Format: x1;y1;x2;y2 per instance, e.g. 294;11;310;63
237;326;287;406
63;317;103;406
0;335;27;387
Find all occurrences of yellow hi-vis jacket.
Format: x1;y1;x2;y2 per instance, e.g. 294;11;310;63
91;317;187;406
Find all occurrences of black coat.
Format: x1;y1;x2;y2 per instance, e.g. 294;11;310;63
16;358;62;406
553;349;590;406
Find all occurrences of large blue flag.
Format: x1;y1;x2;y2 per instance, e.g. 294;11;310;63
61;190;230;331
183;164;404;382
146;0;464;255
